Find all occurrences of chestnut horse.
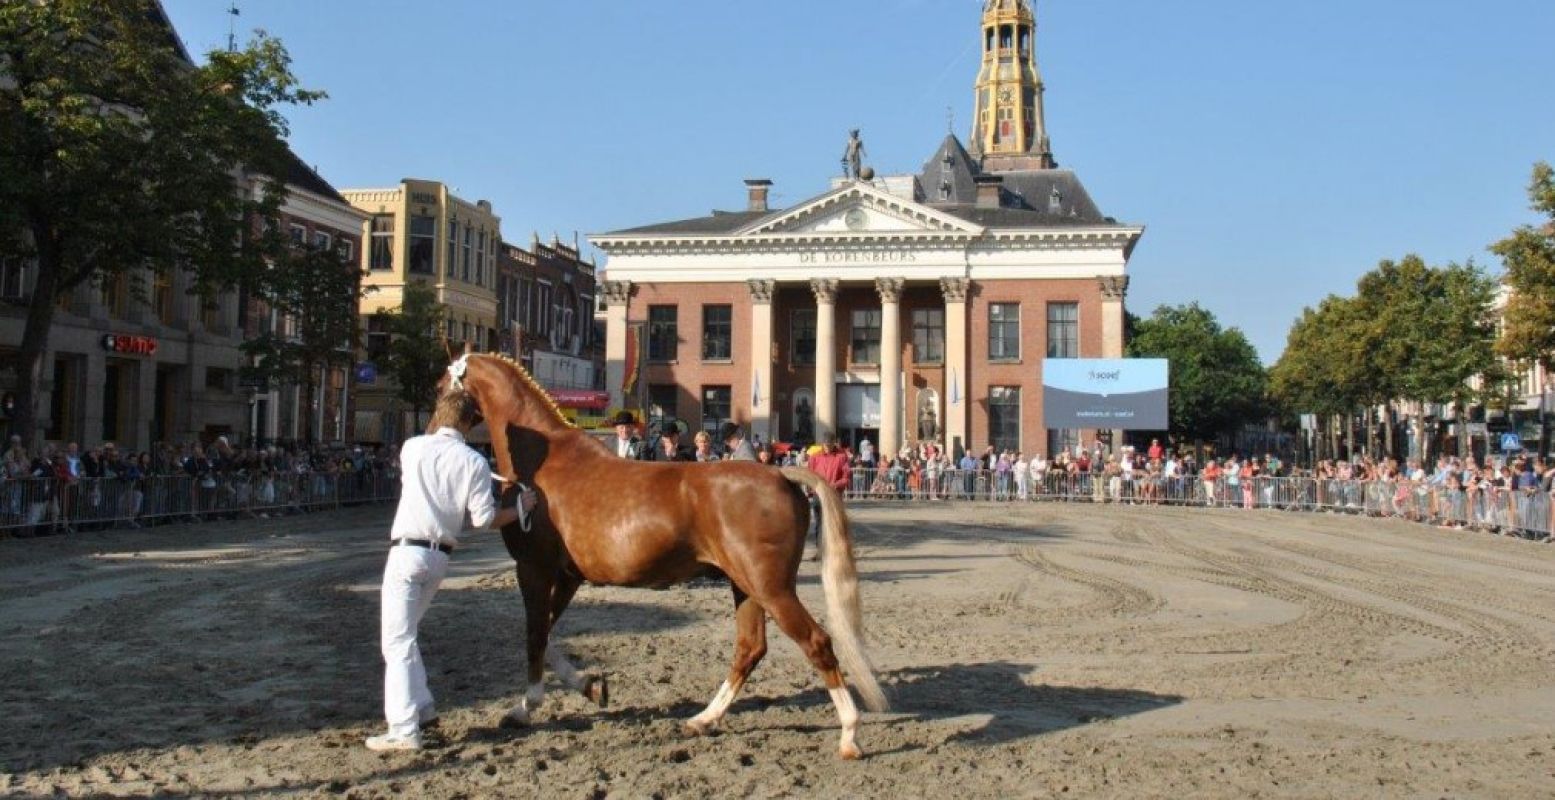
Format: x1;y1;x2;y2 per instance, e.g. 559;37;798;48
443;353;888;759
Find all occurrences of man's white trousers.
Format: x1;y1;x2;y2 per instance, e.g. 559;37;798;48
381;545;449;737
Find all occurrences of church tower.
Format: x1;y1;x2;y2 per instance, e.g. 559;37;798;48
969;0;1055;171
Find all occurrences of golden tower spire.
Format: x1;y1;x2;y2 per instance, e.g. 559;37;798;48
970;0;1055;171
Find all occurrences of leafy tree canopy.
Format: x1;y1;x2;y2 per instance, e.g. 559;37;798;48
1126;303;1267;443
0;0;322;442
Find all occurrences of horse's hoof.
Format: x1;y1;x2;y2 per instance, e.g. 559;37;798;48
839;742;863;760
499;710;531;729
583;675;609;708
682;719;715;737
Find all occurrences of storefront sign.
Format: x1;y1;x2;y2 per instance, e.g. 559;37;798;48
101;334;158;356
549;389;609;410
1042;358;1169;430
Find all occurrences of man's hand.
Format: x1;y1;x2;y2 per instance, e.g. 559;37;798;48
517;487;538;514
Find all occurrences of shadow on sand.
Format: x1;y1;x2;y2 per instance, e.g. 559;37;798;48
880;662;1183;747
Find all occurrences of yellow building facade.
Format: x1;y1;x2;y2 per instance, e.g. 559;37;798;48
342;179;502;442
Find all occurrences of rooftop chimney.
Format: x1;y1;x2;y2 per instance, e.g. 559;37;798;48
974;175;1004;209
745;179;773;213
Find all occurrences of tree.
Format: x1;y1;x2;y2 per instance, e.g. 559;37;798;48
240;244;368;443
375;280;446;433
1126;303;1267;446
0;0;322;444
1272;257;1499;462
1496;162;1555;370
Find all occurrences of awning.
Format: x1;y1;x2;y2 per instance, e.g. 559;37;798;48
549;389;609;410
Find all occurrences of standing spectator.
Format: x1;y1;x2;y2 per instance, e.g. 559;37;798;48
719;422;757;461
643;419;694;462
607;411;644;459
1202;459;1223;506
805;436;852;558
1014;451;1030;501
1148;438;1164;463
958;449;979;497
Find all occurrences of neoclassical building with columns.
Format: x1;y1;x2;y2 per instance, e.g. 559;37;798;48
591;0;1142;460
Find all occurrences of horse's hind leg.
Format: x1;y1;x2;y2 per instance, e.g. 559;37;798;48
545;568;608;707
761;590;863;760
502;567;553;727
685;586;767;735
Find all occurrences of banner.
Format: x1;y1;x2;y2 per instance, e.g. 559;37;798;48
1042;358;1169;430
622;326;640;395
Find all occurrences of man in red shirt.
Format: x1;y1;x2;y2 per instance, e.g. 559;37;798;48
1148;438;1164;462
805;436;851;559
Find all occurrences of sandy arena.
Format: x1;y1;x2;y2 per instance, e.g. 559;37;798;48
3;502;1554;798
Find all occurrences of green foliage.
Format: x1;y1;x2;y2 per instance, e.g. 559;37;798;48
1271;255;1499;423
240;244;368;441
1495;162;1555;371
374;280;447;423
1126;303;1267;442
0;0;322;442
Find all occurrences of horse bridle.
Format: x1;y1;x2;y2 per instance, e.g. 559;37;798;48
449;354;532;533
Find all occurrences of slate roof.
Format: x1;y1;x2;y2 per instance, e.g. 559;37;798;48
917;135;981;205
602;134;1128;237
283;152;349;204
605;209;774;236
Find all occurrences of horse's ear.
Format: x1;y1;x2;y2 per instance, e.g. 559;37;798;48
442;336;455;362
463;339;474;356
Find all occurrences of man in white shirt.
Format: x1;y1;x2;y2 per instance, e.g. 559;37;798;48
367;389;537;752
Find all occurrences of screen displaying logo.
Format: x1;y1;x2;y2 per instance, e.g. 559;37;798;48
1042;359;1169;430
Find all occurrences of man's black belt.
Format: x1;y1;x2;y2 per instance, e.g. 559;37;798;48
392;538;453;555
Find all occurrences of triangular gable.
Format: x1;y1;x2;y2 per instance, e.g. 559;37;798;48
735;182;984;237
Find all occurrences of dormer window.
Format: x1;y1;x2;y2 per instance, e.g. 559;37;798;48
1048;186;1063;214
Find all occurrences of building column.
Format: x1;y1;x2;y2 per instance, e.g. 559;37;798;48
135;358;157;451
1100;276;1128;358
82;349;107;447
941;277;970;457
602;280;632;410
747;279;776;444
1100;275;1130;450
876;277;905;460
811;278;839;442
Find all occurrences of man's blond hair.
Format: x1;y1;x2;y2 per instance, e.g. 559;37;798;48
430;390;480;431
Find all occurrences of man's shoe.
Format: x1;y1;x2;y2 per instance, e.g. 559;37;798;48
365;732;422;751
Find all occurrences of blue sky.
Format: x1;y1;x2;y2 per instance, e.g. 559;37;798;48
162;0;1555;363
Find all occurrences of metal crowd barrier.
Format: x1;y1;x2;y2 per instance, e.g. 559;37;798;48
0;470;401;535
837;468;1553;541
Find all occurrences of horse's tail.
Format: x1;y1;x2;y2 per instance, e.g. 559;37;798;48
780;467;889;713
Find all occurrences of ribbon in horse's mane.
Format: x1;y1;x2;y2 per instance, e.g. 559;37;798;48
448;352;575;429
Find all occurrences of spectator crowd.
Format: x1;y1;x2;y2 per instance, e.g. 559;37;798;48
2;435;401;537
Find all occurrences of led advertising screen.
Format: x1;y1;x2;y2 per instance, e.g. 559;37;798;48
1042;358;1169;430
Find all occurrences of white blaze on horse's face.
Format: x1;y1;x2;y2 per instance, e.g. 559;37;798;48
446;354;471;392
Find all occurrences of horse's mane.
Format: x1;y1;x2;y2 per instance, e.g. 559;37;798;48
476;353;577;429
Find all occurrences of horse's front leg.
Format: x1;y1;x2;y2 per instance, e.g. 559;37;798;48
545;568;608;707
502;566;553;727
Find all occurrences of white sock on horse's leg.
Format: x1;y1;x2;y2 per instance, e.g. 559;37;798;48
828;685;863;759
685;680;738;734
505;681;546;725
545;645;584;691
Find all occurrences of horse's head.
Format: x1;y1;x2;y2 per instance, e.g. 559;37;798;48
436;351;569;483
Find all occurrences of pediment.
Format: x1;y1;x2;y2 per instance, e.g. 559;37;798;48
735;183;984;237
